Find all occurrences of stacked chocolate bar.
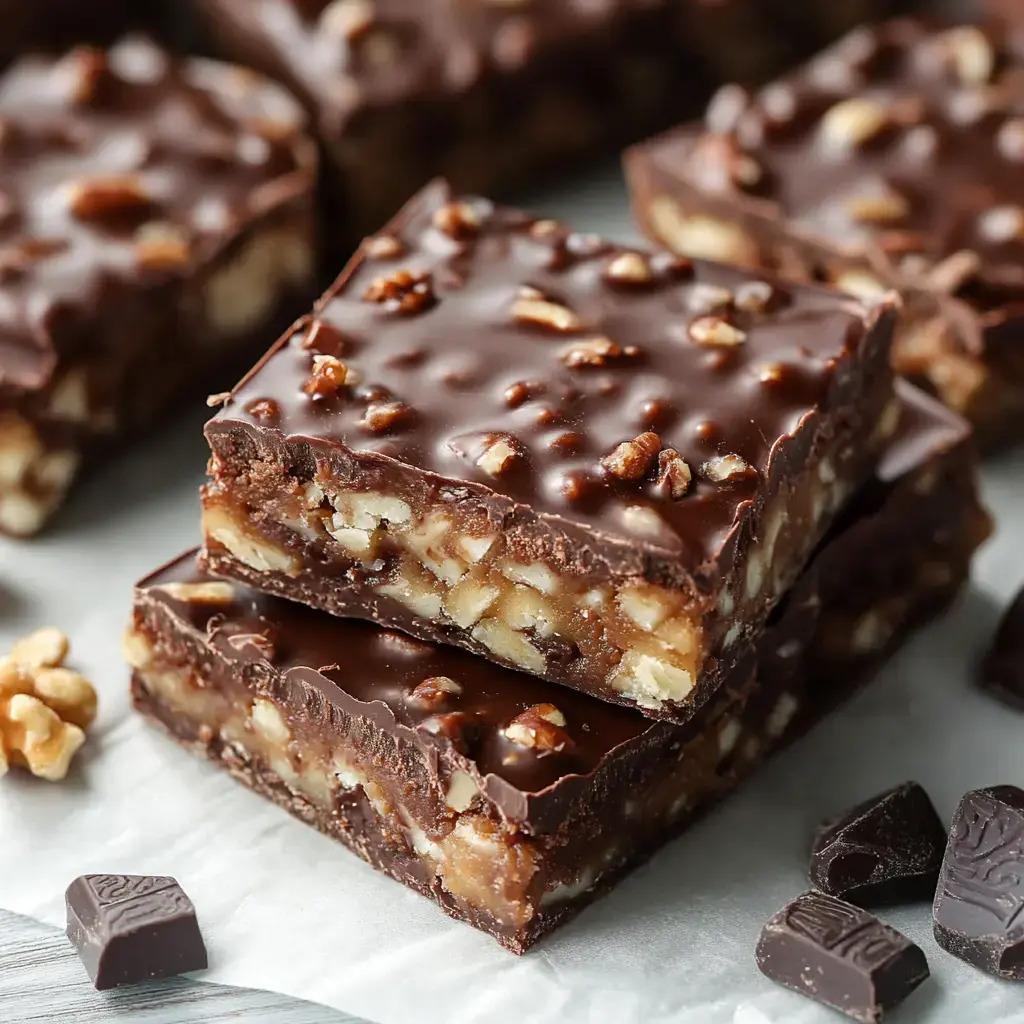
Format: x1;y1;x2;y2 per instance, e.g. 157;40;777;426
0;37;318;535
626;18;1024;447
126;180;989;952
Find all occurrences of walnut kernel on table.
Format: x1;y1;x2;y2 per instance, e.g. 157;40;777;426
0;628;97;781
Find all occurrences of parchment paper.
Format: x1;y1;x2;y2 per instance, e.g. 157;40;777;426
3;169;1024;1024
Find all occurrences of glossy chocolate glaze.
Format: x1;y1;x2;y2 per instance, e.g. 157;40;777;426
210;180;894;574
0;36;313;400
152;382;975;829
636;19;1024;308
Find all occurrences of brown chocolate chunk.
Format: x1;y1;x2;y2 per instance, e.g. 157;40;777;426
978;588;1024;710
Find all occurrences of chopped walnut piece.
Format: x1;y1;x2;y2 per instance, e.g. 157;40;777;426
978;205;1024;244
503;704;571;754
476;436;519;476
363;234;405;259
67;174;153;223
656;449;692;499
734;281;773;312
156;581;236;605
601;431;661;481
363;270;437;314
604;252;652;285
689;316;746;347
359;400;414;433
304;354;349;398
320;0;375;40
246;398;279;421
687;282;734;313
432;201;482;239
512;296;582;332
844;191;910;224
560;336;621;368
409;675;464;706
820;98;889;150
945;25;994;85
134;222;191;269
703;454;752;481
0;628;97;781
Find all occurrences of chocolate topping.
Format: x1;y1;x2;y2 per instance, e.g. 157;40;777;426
0;36;311;399
212;180;893;572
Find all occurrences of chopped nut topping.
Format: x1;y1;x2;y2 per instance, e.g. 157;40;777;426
476;436;519;476
156;581;236;605
512;295;582;332
432;201;482;239
601;431;661;481
604;252;652;285
689;316;746;347
320;0;375;40
134;222;190;269
363;234;404;259
820;98;888;150
687;282;734;313
1;628;96;781
409;675;463;706
834;269;887;300
945;26;994;85
734;281;773;312
304;354;349;398
656;449;692;499
844;191;910;224
68;47;111;105
530;219;560;238
245;398;279;421
359;400;414;433
997;118;1024;162
67;174;153;223
978;205;1024;244
504;704;571;754
703;454;752;481
732;154;762;188
503;380;543;407
363;270;437;315
560;336;621;368
758;363;786;384
300;319;347;356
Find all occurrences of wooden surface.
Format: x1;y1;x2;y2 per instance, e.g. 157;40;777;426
0;910;367;1023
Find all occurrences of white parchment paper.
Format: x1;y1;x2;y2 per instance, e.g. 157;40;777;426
3;171;1024;1024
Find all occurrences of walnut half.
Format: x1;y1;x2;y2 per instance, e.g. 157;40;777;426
0;628;97;781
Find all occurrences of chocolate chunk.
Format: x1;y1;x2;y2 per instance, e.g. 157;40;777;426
756;890;929;1022
810;781;947;906
933;786;1024;980
65;874;207;990
978;589;1024;710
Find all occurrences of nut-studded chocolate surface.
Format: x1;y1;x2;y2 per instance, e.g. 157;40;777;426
214;180;892;570
0;36;311;401
634;20;1024;313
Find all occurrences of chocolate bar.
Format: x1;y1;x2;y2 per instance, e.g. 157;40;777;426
756;891;930;1022
626;19;1024;447
198;180;899;722
129;382;987;952
0;37;317;536
66;874;207;990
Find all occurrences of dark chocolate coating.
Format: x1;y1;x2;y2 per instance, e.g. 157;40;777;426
933;785;1024;980
810;781;947;906
65;874;207;990
756;890;930;1023
0;36;311;402
212;178;892;575
978;588;1024;710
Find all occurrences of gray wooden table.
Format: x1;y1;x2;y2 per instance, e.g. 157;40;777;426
0;910;367;1023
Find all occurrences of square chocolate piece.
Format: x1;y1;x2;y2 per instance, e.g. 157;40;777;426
199;180;899;721
0;37;317;536
132;381;985;952
626;19;1024;447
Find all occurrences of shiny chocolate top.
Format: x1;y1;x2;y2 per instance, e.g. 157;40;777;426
213;180;890;568
650;20;1024;303
0;36;314;398
146;382;964;828
201;0;673;121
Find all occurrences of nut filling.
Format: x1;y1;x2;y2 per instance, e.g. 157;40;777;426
202;421;872;714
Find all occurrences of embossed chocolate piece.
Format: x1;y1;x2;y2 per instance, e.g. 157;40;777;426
200;180;899;723
810;782;947;906
65;874;207;989
933;786;1024;980
0;37;317;536
978;589;1024;710
627;20;1024;447
130;383;987;952
756;891;929;1022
